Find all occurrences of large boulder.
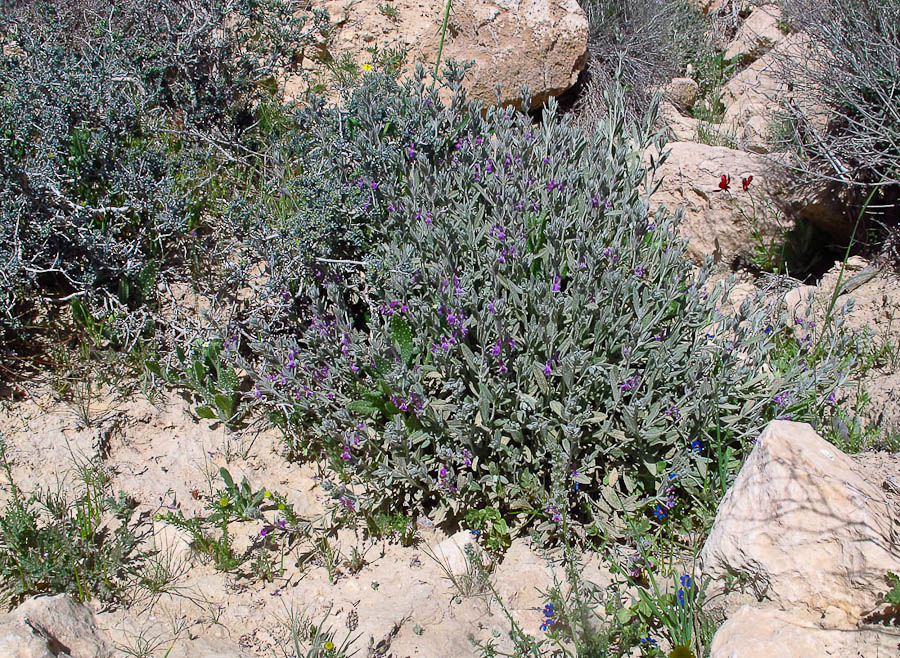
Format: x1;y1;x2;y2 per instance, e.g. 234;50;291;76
290;0;589;109
701;421;900;627
0;595;112;658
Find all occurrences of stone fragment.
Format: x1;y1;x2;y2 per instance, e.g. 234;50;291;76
649;142;792;264
288;0;589;109
429;530;488;577
665;77;700;110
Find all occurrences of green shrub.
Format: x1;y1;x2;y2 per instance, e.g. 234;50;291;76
235;74;854;539
0;446;149;608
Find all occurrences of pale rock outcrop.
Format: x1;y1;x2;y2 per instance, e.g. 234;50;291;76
741;114;771;153
650;142;791;264
724;4;785;63
701;421;900;627
660;101;700;142
0;595;112;658
709;605;899;658
291;0;589;109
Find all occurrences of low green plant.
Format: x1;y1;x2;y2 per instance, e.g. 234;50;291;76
160;469;302;573
377;3;401;22
0;443;150;607
465;506;511;553
279;603;359;658
151;340;244;428
363;511;417;546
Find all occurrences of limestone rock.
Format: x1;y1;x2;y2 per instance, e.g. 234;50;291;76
665;77;699;110
741;114;771;153
291;0;589;109
0;595;112;658
700;421;900;626
660;101;700;142
709;605;899;658
724;4;785;63
429;530;488;576
649;142;792;264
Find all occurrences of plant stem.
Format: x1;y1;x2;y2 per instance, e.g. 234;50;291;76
432;0;453;89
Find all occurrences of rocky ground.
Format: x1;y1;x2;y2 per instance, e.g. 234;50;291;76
1;1;899;657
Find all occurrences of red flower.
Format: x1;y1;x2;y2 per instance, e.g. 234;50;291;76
742;175;753;191
718;174;731;191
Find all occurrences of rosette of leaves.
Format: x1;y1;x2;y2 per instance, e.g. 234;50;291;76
241;76;853;537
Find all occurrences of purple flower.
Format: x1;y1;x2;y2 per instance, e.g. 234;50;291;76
664;406;681;420
341;448;351;461
619;376;639;392
634;266;647;278
773;392;789;407
552;274;561;292
260;526;270;537
543;360;552;376
276;519;287;530
462;449;472;467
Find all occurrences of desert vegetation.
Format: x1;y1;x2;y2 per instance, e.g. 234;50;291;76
0;0;898;656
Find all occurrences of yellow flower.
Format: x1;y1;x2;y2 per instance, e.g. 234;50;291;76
219;495;230;507
324;640;335;651
362;63;373;71
263;490;272;499
669;646;695;658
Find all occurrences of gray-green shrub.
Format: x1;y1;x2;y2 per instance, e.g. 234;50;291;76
235;73;854;537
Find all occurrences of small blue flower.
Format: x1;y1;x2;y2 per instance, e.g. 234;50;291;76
543;603;555;617
677;587;686;606
681;574;692;588
691;439;702;453
639;636;657;645
653;505;666;520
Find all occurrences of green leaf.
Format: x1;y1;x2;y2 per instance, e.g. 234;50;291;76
219;467;235;491
347;400;380;415
214;394;235;419
391;315;414;365
195;406;217;419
